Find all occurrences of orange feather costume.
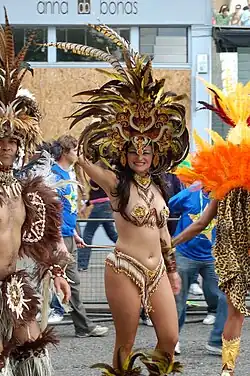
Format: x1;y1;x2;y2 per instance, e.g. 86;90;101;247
176;79;250;374
176;79;250;317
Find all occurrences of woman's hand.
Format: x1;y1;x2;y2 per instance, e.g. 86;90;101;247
168;272;181;295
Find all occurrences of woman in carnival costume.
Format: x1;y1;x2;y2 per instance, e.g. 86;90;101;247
173;79;250;375
0;9;71;375
45;25;189;374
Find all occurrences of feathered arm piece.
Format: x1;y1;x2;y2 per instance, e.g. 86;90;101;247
21;177;72;280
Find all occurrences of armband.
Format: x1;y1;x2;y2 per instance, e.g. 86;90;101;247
48;264;70;281
163;251;177;273
160;239;177;273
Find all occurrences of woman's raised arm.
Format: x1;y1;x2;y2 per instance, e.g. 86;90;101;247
77;156;117;195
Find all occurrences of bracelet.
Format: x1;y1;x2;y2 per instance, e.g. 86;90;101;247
160;239;177;273
163;252;177;273
161;246;177;273
48;264;69;281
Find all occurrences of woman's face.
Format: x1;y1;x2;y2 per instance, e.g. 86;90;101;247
127;145;153;175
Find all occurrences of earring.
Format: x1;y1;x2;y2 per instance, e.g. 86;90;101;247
120;152;127;167
153;151;159;167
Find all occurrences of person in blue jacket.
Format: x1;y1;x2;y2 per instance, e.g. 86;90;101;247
169;184;222;354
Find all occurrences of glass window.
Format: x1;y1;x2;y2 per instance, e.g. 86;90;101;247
13;28;48;62
56;27;130;62
140;27;188;64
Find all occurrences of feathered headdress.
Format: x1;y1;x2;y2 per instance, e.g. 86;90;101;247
0;7;42;158
176;78;250;199
43;24;189;173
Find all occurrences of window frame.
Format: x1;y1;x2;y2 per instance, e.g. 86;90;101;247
139;25;190;66
12;25;191;69
12;25;48;63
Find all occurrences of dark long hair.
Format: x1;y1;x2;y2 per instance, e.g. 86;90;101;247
111;161;169;219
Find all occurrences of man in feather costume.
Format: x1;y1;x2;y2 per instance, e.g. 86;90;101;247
0;8;71;376
173;79;250;375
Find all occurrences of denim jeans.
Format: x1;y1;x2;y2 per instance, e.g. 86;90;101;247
175;252;219;332
208;290;228;348
78;201;118;269
51;294;65;316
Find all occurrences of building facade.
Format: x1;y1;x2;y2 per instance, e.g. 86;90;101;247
212;0;250;137
1;0;212;144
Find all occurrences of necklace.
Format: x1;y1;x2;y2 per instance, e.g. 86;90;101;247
133;173;154;207
133;173;151;190
0;166;22;198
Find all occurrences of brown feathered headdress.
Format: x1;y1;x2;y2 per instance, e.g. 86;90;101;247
0;8;41;158
44;24;189;173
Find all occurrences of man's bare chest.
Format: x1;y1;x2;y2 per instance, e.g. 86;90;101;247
0;194;26;228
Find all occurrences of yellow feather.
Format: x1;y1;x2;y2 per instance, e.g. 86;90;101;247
193;129;211;152
227;121;250;144
206;129;226;146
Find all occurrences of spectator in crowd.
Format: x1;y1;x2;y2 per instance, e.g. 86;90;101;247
241;2;250;25
215;5;231;25
230;4;242;25
49;135;108;337
78;161;118;271
168;184;219;355
206;290;228;355
164;170;184;237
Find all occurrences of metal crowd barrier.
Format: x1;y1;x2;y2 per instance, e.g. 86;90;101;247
52;217;250;325
52;217;213;325
77;217;208;309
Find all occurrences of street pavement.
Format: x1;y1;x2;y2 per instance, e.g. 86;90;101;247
51;316;250;376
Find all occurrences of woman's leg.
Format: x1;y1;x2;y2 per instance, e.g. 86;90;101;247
103;220;118;243
101;202;118;243
105;264;141;368
201;261;219;314
221;296;244;374
149;273;179;358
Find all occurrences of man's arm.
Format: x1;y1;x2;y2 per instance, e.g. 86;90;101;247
172;199;218;247
21;177;72;271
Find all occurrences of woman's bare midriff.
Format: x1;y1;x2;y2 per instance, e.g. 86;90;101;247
114;215;162;270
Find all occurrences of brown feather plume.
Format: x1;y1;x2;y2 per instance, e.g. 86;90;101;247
0;8;41;154
42;24;189;173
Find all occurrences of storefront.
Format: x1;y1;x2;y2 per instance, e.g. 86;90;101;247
211;1;250;137
1;0;212;143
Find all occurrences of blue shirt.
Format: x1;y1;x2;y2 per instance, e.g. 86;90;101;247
51;163;78;237
168;187;216;261
241;10;250;26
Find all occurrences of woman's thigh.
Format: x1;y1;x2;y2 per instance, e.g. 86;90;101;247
105;264;141;341
149;273;178;346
